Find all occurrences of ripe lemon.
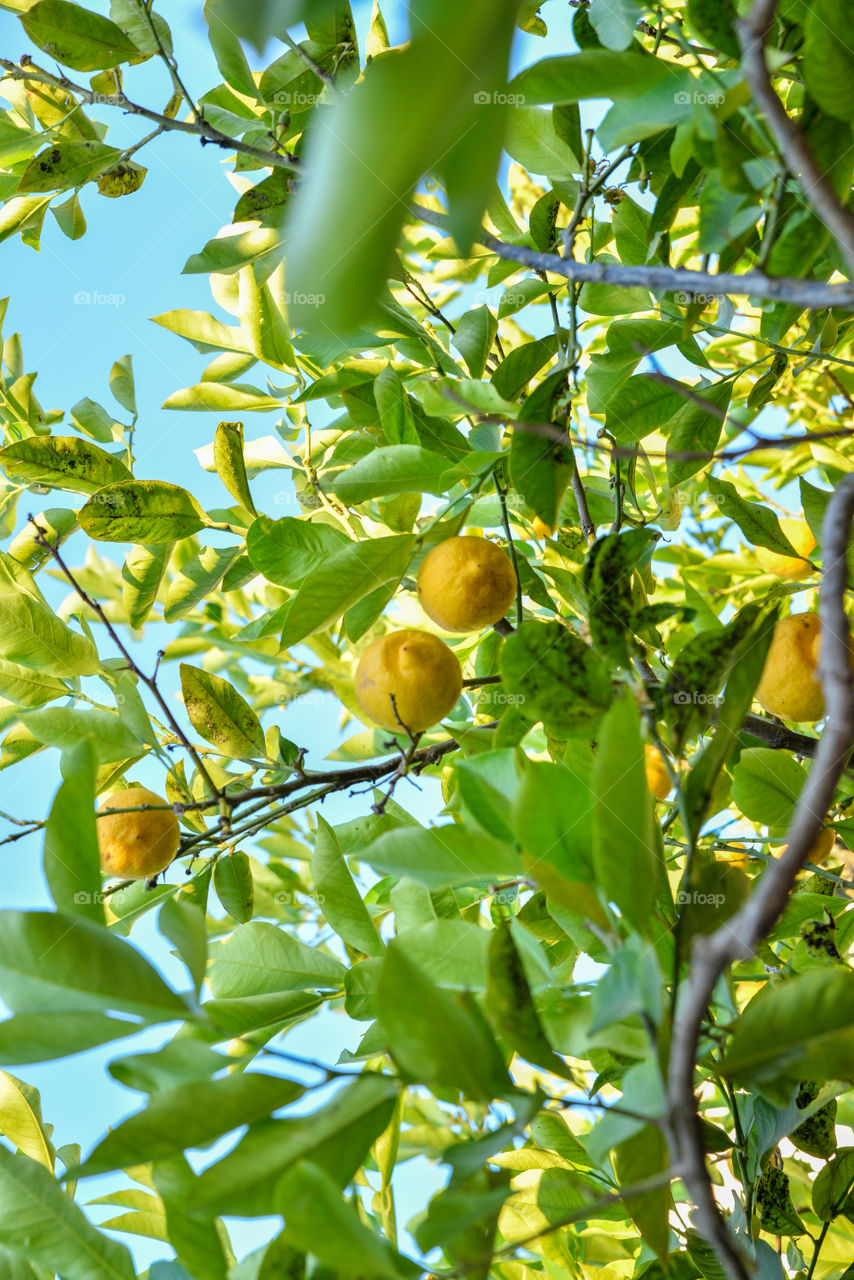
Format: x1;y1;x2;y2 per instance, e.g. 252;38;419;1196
417;536;516;632
755;517;816;581
354;629;463;733
97;787;180;879
754;613;825;722
772;827;836;866
644;744;673;800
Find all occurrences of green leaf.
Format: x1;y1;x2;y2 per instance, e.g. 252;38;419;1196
718;969;854;1102
285;0;518;333
151;309;249;355
17;141;120;192
730;747;807;828
812;1148;854;1221
487;919;573;1079
279;534;415;648
79;480;208;542
0;1013;135;1066
511;50;680;105
589;0;638;47
180;663;266;760
358;824;523;890
22;707;142;765
21;0;141;70
74;1072;305;1176
246;515;348;586
109;353;136;414
185;1073;399;1217
208;920;346;996
504;105;579;176
593;693;659;934
378;940;511;1099
0;590;100;678
514;759;607;924
163;545;242;622
331;446;451;504
311;817;384;958
0;657;68;708
613;1126;672;1261
452;307;497;380
707;477;801;557
162;382;282;412
275;1161;419;1279
0;909;188;1021
582;528;658;668
0;1071;53;1168
43;740;103;923
69;397;119;443
666;379;732;487
213;421;256;514
0;1142;135;1280
804;0;854;121
122;543;172;629
374;366;420;446
51;190;86;239
0;436;130;494
213;851;254;924
603;375;686;442
500;621;612;737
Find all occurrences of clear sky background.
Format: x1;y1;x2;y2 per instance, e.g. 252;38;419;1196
0;0;811;1270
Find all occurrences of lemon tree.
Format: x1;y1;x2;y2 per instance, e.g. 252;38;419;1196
2;4;854;1280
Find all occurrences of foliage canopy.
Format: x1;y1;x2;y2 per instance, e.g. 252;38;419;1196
1;2;854;1279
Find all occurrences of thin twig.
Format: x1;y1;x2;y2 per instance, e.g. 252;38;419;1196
0;60;299;171
666;471;854;1280
32;520;223;801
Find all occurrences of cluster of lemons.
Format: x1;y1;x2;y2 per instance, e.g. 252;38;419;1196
94;510;836;883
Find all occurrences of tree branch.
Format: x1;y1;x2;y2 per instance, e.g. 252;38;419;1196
666;471;854;1280
413;204;854;311
0;59;299;171
736;0;854;278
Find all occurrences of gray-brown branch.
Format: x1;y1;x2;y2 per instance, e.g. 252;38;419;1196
666;471;854;1280
737;0;854;278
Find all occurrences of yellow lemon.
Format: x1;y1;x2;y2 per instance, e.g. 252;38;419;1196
755;517;816;581
645;744;673;800
354;629;463;733
97;787;180;879
417;536;516;632
772;827;836;866
754;613;825;722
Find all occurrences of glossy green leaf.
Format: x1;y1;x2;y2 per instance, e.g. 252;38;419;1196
79;480;208;542
21;0;141;71
75;1072;304;1176
311;817;383;958
43;739;103;922
17;141;120;192
358;824;523;890
23;706;142;765
0;1142;135;1280
180;663;265;760
0;436;130;494
0;910;189;1021
213;851;254;924
246;515;349;587
208;921;345;996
